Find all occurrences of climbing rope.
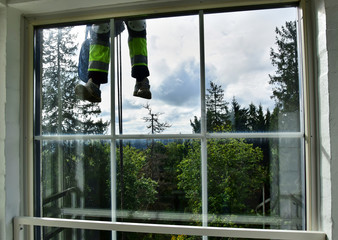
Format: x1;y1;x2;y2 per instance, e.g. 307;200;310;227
117;32;123;135
116;30;125;211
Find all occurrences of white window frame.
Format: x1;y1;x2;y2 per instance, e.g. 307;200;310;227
20;0;322;239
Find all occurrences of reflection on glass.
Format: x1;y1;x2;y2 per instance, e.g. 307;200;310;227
39;26;111;135
207;138;304;230
204;8;300;133
40;136;304;239
41;140;112;238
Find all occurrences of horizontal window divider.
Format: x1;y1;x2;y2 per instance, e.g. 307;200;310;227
206;132;304;139
34;134;202;141
34;132;304;141
14;216;325;240
61;208;301;226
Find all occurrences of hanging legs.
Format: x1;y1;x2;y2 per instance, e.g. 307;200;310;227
126;20;151;99
75;20;152;103
75;23;110;102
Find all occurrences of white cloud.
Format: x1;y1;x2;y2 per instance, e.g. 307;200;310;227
79;7;298;134
204;7;298;111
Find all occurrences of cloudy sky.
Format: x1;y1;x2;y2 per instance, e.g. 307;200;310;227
78;7;298;135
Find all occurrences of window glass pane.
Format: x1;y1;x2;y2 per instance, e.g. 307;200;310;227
204;8;300;133
207;138;305;230
35;5;305;240
41;140;111;219
116;139;201;225
39;26;111;135
118;15;201;134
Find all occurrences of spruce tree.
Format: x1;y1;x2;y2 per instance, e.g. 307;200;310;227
206;81;230;131
230;97;248;132
191;81;231;133
269;21;299;114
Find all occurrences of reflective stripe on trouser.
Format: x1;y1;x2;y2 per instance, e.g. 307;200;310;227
128;38;148;67
88;23;110;83
88;21;149;82
88;44;110;73
127;21;149;80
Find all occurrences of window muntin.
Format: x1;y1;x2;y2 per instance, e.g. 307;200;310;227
34;5;305;240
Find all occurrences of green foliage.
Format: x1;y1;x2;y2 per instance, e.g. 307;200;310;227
208;138;266;215
191;86;274;134
177;140;202;214
171;235;188;240
130;140;191;213
82;141;111;208
178;138;266;221
117;144;158;211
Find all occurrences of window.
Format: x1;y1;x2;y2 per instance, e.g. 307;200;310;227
33;4;305;239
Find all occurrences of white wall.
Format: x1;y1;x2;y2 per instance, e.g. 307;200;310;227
311;0;331;237
0;6;8;240
309;0;338;239
5;6;21;240
323;0;338;239
0;5;22;240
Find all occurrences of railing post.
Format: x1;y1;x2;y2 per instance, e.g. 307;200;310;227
13;217;23;240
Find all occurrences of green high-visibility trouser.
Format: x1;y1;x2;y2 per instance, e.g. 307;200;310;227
88;20;149;84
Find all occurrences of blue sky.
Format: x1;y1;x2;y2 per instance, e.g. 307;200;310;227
81;7;298;134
